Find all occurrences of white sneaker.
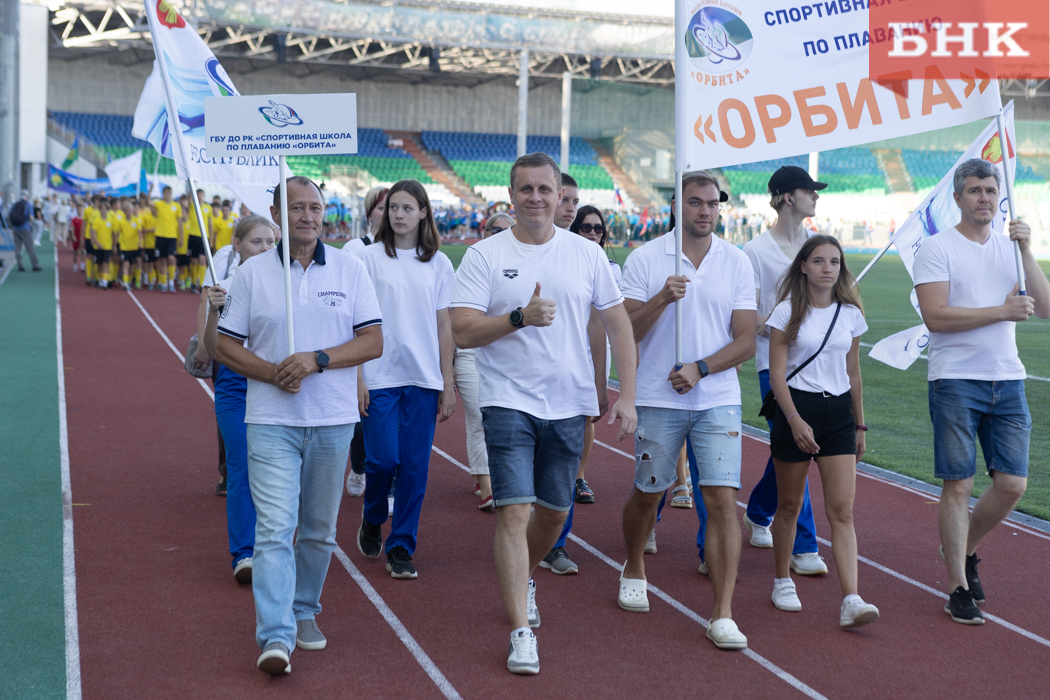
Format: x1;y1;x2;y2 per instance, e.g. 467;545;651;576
644;528;657;554
772;579;802;612
790;552;829;576
233;557;253;584
387;496;394;517
506;629;539;675
743;514;774;548
346;471;366;497
526;578;540;629
840;597;880;628
697;559;710;577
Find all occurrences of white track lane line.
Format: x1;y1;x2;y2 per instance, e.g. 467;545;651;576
56;263;83;700
126;290;214;399
431;445;827;700
333;547;463;700
128;291;459;697
590;438;1050;648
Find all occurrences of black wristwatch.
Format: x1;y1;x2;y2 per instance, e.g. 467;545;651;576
315;350;330;373
509;307;525;329
696;360;710;379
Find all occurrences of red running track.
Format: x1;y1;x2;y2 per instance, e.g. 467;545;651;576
57;260;1050;698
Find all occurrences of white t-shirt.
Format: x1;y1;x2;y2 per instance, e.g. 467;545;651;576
360;245;455;391
766;301;867;395
621;232;756;411
217;244;382;427
451;227;624;420
203;244;240;287
742;229;818;372
342;235;374;257
913;228;1027;381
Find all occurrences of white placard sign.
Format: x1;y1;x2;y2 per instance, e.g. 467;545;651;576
204;93;357;156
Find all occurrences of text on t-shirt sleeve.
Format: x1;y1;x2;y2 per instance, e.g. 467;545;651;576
216;260;252;341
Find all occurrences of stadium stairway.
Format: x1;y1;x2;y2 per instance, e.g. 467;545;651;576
385;131;486;206
588;140;657;209
873;149;914;194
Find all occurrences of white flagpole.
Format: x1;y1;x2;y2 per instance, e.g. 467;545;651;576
279;155;295;355
995;112;1025;295
150;151;161;196
853;237;895;285
674;170;683;371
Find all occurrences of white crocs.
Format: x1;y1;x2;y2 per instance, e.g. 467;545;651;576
617;564;649;613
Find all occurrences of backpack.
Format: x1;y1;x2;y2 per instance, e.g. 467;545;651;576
8;200;28;227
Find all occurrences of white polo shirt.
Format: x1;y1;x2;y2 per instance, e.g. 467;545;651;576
342;234;374;257
217;243;382;427
621;231;756;411
451;227;624;420
360;245;455;392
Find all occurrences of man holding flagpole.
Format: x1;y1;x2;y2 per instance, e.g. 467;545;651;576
914;158;1050;625
216;175;383;674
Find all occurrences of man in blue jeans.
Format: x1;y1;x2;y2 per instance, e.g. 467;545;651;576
217;176;383;674
914;158;1050;625
451;152;637;675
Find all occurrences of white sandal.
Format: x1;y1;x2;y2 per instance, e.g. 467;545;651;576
618;564;649;613
670;484;693;508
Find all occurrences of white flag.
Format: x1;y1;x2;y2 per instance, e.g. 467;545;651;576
132;0;280;188
104;150;142;190
868;324;929;371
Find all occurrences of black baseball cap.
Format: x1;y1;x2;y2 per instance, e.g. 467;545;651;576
768;166;827;196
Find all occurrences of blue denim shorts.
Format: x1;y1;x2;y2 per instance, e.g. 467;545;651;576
481;407;586;511
634;405;742;492
929;379;1030;481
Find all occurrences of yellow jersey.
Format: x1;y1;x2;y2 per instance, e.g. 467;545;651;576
153;200;181;239
139;210;157;249
211;215;233;250
90;215;115;250
82;206;99;226
185;202;211;238
118;217;141;250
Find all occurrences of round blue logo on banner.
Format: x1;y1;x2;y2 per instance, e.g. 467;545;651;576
686;7;754;73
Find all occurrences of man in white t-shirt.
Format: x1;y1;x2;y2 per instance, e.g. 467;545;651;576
619;170;756;650
216;176;384;675
914;158;1050;625
738;166;827;576
451;152;637;675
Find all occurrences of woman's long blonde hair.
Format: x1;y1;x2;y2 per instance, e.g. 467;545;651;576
775;234;863;344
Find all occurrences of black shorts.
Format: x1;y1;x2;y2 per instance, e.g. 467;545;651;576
121;249;141;263
155;237;177;258
176;254;191;267
84;239;95;254
93;248;112;264
143;246;157;263
187;235;206;258
770;388;857;462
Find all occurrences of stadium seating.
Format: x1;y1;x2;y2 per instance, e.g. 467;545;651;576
722;148;886;196
902;149;1048;198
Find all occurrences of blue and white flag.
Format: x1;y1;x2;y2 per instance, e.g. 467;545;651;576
131;0;280;213
869;101;1017;370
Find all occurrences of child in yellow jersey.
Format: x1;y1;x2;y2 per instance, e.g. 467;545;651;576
185;188;213;292
106;199;124;282
82;195;103;283
88;199;116;288
117;202;143;290
138;194;157;289
211;200;234;251
152;186;181;293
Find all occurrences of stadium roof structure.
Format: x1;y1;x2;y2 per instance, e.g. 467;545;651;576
46;0;678;86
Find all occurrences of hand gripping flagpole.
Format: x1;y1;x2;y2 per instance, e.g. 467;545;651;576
996;111;1025;295
279;154;295;355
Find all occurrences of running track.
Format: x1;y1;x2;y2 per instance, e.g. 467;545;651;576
56;260;1050;698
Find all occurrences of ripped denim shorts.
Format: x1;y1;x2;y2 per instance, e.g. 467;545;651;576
633;405;742;492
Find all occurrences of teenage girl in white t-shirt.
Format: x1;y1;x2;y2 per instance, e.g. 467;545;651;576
766;234;879;629
356;179;457;580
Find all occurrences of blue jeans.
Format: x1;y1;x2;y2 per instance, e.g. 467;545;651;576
246;423;353;651
361;386;440;554
929;379;1030;480
214;364;255;567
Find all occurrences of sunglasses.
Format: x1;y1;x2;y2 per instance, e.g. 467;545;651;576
488;225;509;233
580;223;605;234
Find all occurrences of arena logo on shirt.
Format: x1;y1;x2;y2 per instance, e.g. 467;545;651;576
503;268;519;279
318;290;346;307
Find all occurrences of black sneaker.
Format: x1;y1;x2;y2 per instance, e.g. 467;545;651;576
966;553;985;604
944;586;985;625
575;478;595;504
386;545;418;579
216;477;227;497
357;517;383;558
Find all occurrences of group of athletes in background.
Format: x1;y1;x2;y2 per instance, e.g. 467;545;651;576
60;187;245;292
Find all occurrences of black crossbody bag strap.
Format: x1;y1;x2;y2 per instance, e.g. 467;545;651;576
786;302;842;383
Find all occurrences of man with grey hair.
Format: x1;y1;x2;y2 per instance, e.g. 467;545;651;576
451;152;637;675
915;157;1050;625
9;190;41;272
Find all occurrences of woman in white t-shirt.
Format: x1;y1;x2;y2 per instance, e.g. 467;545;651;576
766;234;879;629
356;179;457;580
456;211;515;510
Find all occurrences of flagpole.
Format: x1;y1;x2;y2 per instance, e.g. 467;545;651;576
996;111;1025;295
150;151;161;196
853;237;896;285
279;154;295;355
674;169;683;374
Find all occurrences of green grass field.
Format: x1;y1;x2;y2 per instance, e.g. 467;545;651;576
337;239;1050;521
